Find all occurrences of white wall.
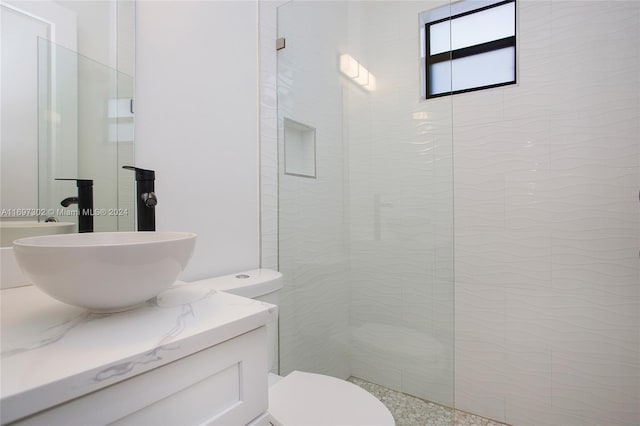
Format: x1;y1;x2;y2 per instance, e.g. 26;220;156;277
0;1;77;216
56;0;134;75
61;1;115;70
136;0;260;280
454;2;639;425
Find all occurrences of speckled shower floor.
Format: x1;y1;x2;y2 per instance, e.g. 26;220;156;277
348;377;510;426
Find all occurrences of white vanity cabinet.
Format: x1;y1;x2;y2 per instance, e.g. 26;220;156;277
0;283;278;426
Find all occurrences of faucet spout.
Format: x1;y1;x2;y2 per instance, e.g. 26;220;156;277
60;196;78;207
56;179;94;233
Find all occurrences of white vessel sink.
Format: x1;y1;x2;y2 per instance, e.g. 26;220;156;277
0;221;75;247
12;232;196;312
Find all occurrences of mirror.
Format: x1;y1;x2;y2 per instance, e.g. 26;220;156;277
0;0;135;246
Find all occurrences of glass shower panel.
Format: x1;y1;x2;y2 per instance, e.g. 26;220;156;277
277;0;352;380
37;38;78;225
38;39;134;232
276;0;455;415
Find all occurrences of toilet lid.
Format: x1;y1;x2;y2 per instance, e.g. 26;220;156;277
268;371;395;426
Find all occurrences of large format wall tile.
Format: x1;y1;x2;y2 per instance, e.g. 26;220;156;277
454;1;639;425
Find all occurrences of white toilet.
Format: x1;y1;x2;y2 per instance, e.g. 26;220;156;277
190;269;395;426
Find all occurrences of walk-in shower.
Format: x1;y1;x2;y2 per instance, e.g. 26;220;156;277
276;0;455;408
260;1;640;425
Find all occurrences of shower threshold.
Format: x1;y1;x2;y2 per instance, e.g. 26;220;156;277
348;377;510;426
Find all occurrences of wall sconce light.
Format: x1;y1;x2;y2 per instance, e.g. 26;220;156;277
339;54;376;91
340;54;359;78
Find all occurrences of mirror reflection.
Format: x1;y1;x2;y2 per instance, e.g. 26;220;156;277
0;0;135;246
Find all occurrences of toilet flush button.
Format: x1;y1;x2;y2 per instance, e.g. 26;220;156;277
235;274;250;279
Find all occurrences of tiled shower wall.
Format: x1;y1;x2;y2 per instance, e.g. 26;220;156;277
453;2;639;425
260;1;640;425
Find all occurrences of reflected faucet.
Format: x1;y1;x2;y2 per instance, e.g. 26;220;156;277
60;197;78;207
123;166;157;231
56;178;94;233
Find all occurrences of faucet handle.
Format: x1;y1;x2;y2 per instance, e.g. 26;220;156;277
142;192;158;208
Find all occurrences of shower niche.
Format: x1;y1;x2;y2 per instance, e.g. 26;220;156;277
283;118;316;178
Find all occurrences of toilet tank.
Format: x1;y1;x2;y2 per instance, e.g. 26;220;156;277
189;269;283;299
190;269;282;375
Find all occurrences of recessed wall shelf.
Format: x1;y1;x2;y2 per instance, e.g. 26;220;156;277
284;118;316;178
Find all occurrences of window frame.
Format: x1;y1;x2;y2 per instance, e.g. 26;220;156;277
424;0;517;99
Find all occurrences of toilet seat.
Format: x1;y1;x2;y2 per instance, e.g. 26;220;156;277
268;371;395;426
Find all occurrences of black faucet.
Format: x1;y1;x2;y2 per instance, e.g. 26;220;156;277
123;166;157;231
56;178;94;233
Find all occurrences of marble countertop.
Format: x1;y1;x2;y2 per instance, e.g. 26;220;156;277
0;281;278;424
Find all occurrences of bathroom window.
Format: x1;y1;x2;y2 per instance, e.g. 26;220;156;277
421;0;516;99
